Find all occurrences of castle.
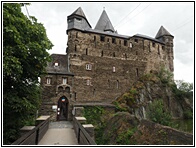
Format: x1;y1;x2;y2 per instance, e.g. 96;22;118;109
40;7;174;121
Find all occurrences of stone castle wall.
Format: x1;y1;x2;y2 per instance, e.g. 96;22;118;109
67;30;173;102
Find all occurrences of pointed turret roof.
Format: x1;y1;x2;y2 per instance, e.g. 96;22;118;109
95;10;115;33
155;26;173;39
67;7;91;29
71;7;87;19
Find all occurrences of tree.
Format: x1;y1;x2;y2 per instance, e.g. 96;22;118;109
3;3;53;144
175;80;193;93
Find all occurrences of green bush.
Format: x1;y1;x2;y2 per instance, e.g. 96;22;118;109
147;100;172;126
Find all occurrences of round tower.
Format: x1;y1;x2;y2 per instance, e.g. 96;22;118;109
155;26;174;72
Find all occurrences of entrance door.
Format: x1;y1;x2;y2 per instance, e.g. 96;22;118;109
57;96;69;121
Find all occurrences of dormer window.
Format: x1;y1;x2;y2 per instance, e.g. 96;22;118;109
76;18;81;22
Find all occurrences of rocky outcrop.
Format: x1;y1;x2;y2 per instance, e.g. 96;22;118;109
133;119;193;145
114;72;192;120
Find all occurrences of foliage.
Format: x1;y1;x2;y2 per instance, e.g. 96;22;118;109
3;3;53;144
116;127;137;145
183;109;193;119
147;100;172;126
157;66;173;85
83;106;107;144
175;80;193;92
113;101;127;112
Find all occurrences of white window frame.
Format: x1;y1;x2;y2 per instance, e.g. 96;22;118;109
46;78;51;84
130;42;133;48
86;64;92;70
113;66;116;72
87;79;90;86
54;62;59;67
63;78;67;84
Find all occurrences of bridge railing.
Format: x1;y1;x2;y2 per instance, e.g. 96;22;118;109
73;116;96;145
11;116;50;145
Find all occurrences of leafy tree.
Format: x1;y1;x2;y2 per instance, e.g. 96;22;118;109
3;3;53;144
175;80;193;93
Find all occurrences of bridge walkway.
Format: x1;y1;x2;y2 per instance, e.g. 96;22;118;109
38;121;78;145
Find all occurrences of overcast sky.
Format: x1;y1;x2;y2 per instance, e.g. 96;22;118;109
21;2;194;83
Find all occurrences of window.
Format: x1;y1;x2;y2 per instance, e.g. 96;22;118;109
152;42;155;47
63;78;67;84
100;35;105;42
158;46;160;55
162;46;165;50
136;68;139;77
54;62;59;67
117;80;119;89
86;48;88;55
46;78;51;84
107;38;110;43
119;40;121;45
130;42;133;48
76;18;81;22
112;38;116;44
75;45;77;52
124;40;127;46
87;79;90;85
134;39;138;43
113;52;116;57
86;64;92;70
113;66;116;72
101;50;103;57
94;36;96;41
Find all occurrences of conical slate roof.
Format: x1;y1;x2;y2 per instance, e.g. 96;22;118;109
155;26;173;39
70;7;87;19
95;10;115;33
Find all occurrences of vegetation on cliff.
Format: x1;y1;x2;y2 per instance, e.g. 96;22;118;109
83;68;193;145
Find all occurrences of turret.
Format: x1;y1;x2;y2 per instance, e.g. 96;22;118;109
156;26;174;72
94;10;115;33
67;7;91;33
155;26;174;47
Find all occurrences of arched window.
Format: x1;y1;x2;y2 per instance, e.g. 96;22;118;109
65;87;70;93
58;86;63;92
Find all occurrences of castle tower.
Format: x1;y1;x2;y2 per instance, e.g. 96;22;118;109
94;10;115;33
67;7;91;31
155;26;174;72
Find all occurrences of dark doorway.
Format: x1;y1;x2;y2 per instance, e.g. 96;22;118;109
57;96;69;121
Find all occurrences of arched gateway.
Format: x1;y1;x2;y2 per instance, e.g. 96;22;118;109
57;96;69;121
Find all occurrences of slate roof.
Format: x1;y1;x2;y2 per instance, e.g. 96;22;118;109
94;10;115;33
155;26;173;39
70;7;87;20
133;34;165;44
46;54;74;75
68;7;91;28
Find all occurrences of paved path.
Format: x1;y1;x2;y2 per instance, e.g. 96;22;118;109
38;121;78;145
